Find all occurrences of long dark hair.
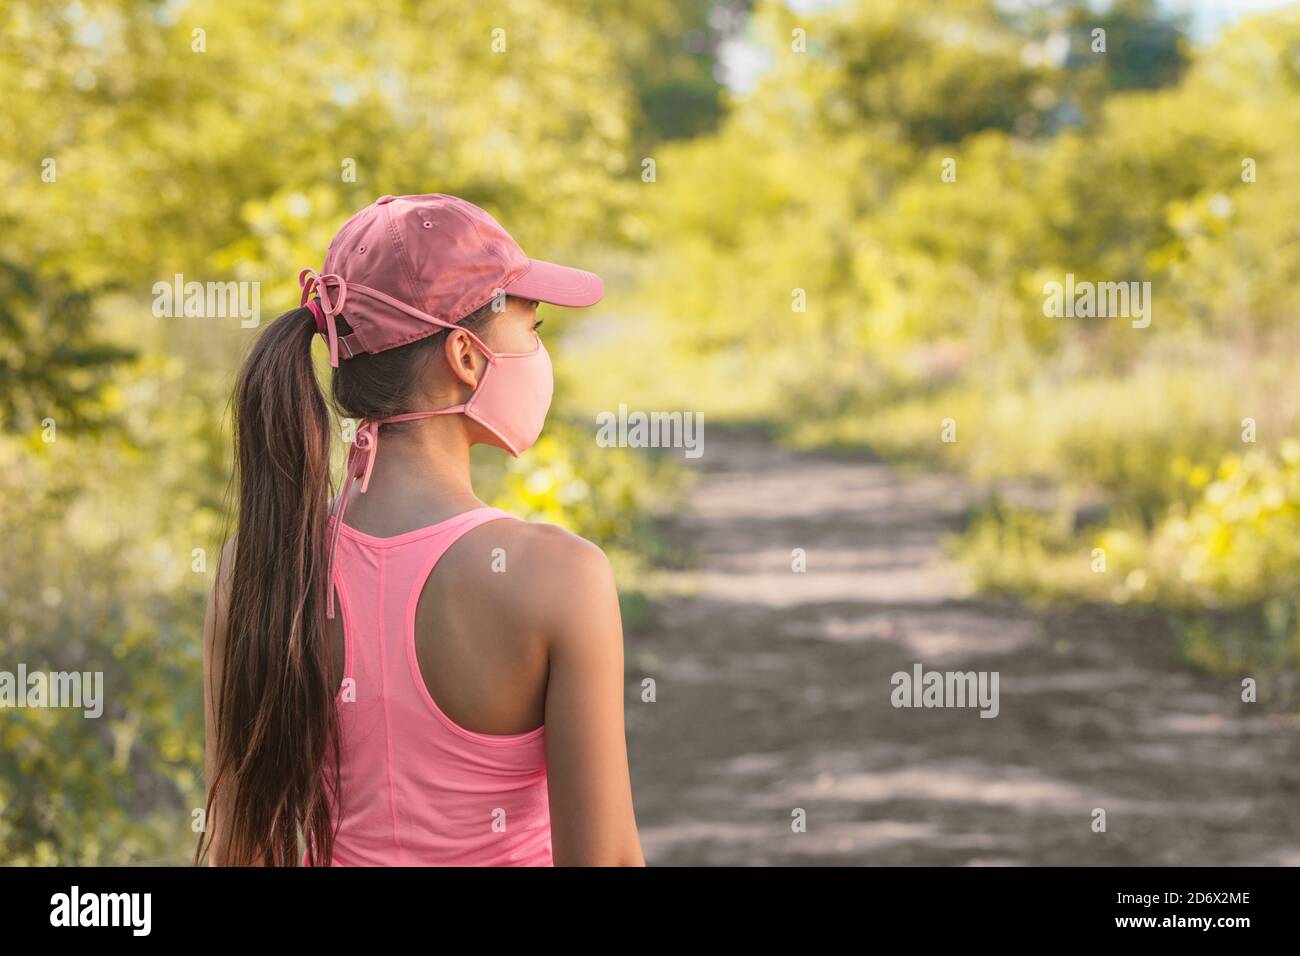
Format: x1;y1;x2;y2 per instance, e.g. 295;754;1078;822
196;300;494;866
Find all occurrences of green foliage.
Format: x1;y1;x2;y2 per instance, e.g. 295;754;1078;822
1139;443;1300;606
0;261;135;434
619;0;1300;682
954;443;1300;680
1;353;219;863
580;0;738;145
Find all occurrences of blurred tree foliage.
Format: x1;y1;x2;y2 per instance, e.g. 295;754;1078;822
578;0;750;145
0;261;134;433
630;0;1300;674
0;0;700;863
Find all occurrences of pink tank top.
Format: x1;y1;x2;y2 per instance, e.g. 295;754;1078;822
305;506;552;866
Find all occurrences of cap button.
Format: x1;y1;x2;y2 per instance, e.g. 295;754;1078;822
376;194;395;205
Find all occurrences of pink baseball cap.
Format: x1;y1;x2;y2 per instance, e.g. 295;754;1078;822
299;193;603;366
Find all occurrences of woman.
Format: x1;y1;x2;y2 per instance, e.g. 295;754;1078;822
197;194;644;866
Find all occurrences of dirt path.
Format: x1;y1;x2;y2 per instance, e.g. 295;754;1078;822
624;427;1300;866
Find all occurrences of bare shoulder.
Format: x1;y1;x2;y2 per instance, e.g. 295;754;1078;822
471;517;614;594
461;517;619;642
500;518;609;571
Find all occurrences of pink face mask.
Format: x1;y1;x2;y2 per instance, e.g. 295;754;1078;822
460;332;554;456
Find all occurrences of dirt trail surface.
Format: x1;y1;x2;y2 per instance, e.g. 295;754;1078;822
624;427;1300;866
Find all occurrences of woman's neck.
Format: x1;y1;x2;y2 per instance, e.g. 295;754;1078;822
337;417;487;536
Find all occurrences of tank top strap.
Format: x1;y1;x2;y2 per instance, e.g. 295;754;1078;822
440;505;519;540
389;505;519;598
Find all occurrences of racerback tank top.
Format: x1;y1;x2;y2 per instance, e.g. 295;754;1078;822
305;505;552;866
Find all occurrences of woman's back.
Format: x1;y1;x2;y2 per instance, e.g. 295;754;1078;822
317;506;552;866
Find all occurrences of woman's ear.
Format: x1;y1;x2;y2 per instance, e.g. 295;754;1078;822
443;328;485;389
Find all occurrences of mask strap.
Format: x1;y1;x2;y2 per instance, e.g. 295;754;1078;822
323;408;468;619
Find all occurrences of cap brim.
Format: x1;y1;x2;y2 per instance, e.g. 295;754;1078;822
503;258;604;308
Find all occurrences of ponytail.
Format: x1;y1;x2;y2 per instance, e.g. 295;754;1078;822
196;306;341;866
